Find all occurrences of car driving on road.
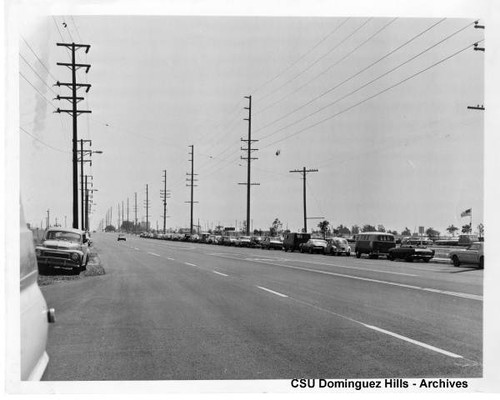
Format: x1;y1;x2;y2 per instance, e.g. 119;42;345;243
35;227;91;275
449;242;484;269
117;233;126;241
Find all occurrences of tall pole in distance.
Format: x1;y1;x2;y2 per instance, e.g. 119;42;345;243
161;170;170;234
289;167;318;233
145;184;150;231
239;95;259;236
84;175;89;231
127;198;129;226
134;192;138;232
55;42;91;229
185;146;198;234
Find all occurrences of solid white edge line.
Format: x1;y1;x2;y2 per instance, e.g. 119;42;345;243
167;257;175;261
185;262;197;267
148;252;161;257
363;324;463;359
257;286;289;298
212;270;228;277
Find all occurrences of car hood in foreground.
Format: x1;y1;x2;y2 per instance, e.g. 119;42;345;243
38;240;81;250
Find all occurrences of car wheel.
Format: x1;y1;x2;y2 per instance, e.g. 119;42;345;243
387;254;394;261
479;256;484;269
309;248;313;254
300;247;304;253
346;252;351;257
452;255;461;267
70;266;81;276
423;258;430;263
356;251;361;258
284;247;288;252
405;257;414;262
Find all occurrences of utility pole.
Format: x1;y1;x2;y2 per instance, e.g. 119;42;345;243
134;192;138;232
145;184;150;231
161;170;171;234
84;175;89;231
238;95;259;236
54;42;91;229
117;202;120;230
122;200;124;229
185;145;198;234
289;167;319;233
46;209;50;229
127;197;129;227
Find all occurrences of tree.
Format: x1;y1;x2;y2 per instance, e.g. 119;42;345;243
446;225;459;236
351;225;360;235
121;221;134;232
104;225;116;232
401;227;411;236
362;224;376;232
214;225;224;235
425;227;440;239
318;220;330;239
387;230;399;236
336;224;351;236
377;224;386;232
477;223;484;238
253;229;263;236
461;223;472;234
269;218;282;236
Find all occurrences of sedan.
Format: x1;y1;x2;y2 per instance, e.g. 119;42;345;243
387;243;434;262
449;242;484;269
261;236;283;250
325;237;351;256
300;239;328;254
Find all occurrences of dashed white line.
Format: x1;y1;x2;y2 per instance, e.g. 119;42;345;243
167;257;175;261
134;247;140;250
185;262;197;267
212;271;228;277
257;286;289;298
148;252;161;257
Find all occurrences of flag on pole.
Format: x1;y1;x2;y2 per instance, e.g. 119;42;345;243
461;208;472;218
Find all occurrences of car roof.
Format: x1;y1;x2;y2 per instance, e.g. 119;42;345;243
46;227;84;235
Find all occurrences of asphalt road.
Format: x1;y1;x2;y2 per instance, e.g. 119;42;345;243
41;233;483;381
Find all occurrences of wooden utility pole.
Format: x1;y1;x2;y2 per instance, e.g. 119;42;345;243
185;146;198;234
289;167;318;233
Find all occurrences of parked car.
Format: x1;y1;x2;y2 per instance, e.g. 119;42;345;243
300;238;328;254
283;232;311;252
221;236;237;246
261;236;283;250
250;236;263;248
355;232;395;259
325;237;351;256
449;242;484;269
117;233;126;241
35;227;91;275
387;238;435;262
20;202;55;380
236;236;252;247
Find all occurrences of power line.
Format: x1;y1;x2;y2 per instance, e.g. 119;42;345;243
258;20;476;144
19;54;58;95
19;71;58;109
257;18;372;105
21;36;58;81
252;18;350;95
20;127;69;153
253;17;399;127
52;16;64;41
262;39;483;151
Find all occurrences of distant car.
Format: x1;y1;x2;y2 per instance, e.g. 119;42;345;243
300;238;328;254
449;242;484;269
387;238;435;262
221;236;237;246
20;202;55;380
261;236;283;250
117;234;126;241
35;227;91;275
283;232;311;252
236;236;252;247
250;236;263;248
325;237;351;256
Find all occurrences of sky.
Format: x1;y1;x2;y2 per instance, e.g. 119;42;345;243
15;4;486;236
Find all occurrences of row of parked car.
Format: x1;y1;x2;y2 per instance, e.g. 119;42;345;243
137;230;484;268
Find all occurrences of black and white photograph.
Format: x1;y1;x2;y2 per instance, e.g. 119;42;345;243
3;0;500;395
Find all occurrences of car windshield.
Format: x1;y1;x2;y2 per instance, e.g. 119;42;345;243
311;240;327;245
46;230;81;242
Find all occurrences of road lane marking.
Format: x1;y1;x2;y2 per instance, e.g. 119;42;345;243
257;286;289;298
148;252;161;257
289;297;464;359
185;262;197;267
167;257;175;261
250;260;483;302
212;271;228;277
295;259;418;277
134;247;140;250
362;324;463;358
